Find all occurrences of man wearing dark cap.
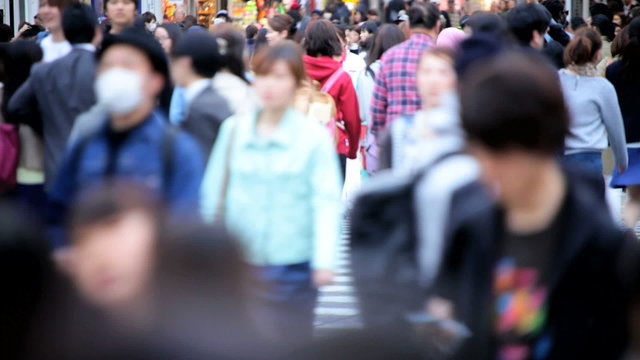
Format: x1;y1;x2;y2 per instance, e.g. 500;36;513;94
48;27;204;249
9;2;101;193
170;31;232;159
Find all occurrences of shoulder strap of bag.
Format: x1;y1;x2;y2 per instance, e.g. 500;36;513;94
411;150;465;188
321;68;346;93
215;122;238;221
161;125;177;197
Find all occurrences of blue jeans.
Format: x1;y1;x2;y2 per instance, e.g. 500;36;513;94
250;262;317;345
563;152;603;177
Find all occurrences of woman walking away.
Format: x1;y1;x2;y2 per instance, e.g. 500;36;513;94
607;18;640;227
591;14;616;74
559;29;627;184
210;24;259;116
200;42;342;346
303;19;361;178
355;24;405;175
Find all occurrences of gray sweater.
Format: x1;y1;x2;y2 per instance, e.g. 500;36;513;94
559;70;628;168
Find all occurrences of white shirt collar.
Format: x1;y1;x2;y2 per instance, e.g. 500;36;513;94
73;43;96;52
184;78;211;105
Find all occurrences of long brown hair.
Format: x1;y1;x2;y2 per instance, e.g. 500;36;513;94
563;28;602;66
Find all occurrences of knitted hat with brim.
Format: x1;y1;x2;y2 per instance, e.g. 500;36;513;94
98;25;170;82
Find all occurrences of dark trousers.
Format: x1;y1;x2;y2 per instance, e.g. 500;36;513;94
250;262;317;346
339;154;347;184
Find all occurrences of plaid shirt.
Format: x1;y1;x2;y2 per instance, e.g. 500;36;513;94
371;33;435;134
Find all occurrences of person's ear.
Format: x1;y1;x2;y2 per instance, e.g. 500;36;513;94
531;30;544;49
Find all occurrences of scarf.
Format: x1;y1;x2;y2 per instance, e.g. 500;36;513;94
566;63;600;77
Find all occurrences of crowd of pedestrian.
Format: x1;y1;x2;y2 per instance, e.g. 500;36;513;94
1;0;640;358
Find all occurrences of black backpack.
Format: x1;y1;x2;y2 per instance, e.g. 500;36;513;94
350;152;462;331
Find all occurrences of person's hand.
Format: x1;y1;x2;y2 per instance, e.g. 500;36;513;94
313;269;335;287
619;165;627;174
426;296;454;321
17;24;31;35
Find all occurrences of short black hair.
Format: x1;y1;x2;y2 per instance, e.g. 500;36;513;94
459;51;568;155
172;31;223;78
507;3;550;46
142;11;156;24
245;24;258;39
570;16;587;30
0;24;12;43
542;0;565;22
62;2;97;45
408;2;440;30
304;19;343;57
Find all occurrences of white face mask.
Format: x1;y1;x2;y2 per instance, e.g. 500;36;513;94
147;22;157;32
95;67;145;115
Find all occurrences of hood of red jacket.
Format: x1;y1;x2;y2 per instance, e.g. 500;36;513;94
303;55;343;83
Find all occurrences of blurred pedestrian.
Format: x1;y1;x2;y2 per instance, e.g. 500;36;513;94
508;3;565;68
38;0;73;62
591;14;616;73
567;16;587;34
152;222;269;358
154;22;182;56
174;8;187;24
356;24;405;174
367;9;380;23
381;47;479;285
607;18;640;227
49;27;204;249
559;29;627;180
436;27;467;50
170;31;231;158
245;24;259;58
334;24;366;85
142;11;157;33
0;41;43;209
370;2;440;136
430;50;635;360
105;0;137;35
68;182;161;327
303;20;361;169
210;24;259;116
358;21;378;59
266;14;295;46
9;3;99;197
0;201;54;360
201;42;341;346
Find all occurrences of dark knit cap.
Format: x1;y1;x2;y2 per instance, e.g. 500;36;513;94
98;26;169;81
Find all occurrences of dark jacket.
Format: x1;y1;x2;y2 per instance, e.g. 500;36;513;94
8;47;97;190
181;86;231;159
434;168;639;359
48;111;204;247
606;60;640;143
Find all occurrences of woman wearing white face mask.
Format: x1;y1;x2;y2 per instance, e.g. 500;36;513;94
200;42;341;346
142;11;158;33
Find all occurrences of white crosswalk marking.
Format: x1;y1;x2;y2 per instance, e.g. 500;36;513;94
314;220;362;332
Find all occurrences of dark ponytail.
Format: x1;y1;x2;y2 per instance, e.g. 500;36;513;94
563;28;602;66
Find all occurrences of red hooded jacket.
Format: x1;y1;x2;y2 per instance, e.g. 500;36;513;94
303;55;361;159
